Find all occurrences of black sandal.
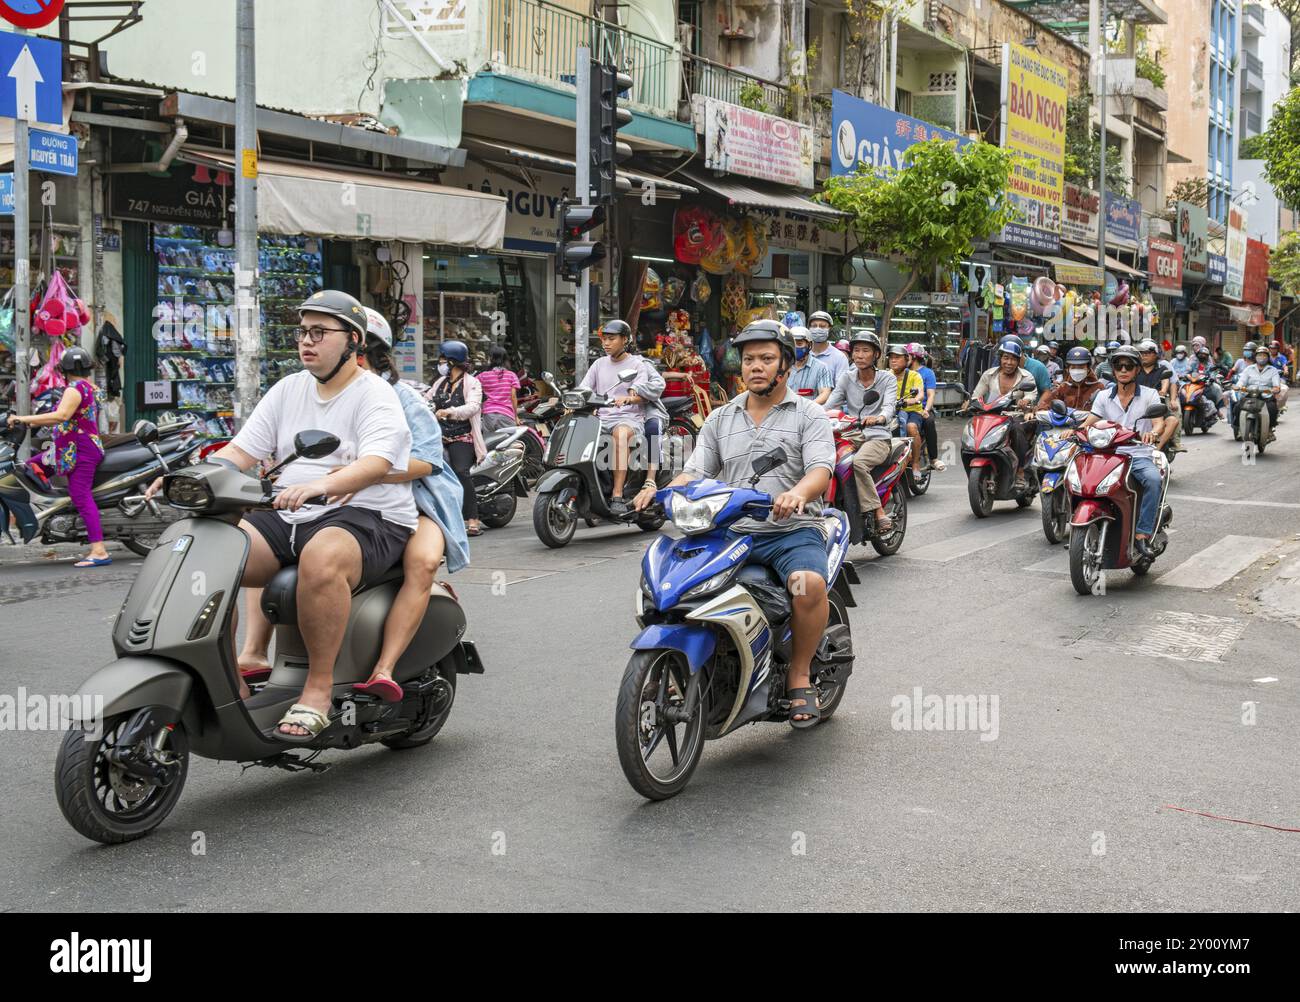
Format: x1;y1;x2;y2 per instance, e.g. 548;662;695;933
786;686;821;730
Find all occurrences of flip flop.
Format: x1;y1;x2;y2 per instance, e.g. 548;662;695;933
273;703;331;744
353;675;403;703
466;525;483;537
73;557;113;567
239;664;272;684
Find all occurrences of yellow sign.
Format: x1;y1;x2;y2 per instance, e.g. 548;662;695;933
1260;321;1275;336
1055;262;1104;287
241;149;258;179
1000;42;1068;252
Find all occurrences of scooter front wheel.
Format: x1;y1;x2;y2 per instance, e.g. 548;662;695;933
1069;523;1105;596
967;467;995;518
615;650;705;801
55;713;190;845
532;490;577;548
1041;490;1069;544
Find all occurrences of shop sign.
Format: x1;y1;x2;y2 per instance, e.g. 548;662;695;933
1147;238;1183;296
830;88;968;177
748;207;847;255
109;168;228;227
1104;195;1141;247
1207;253;1227;285
1267;288;1281;318
998;42;1068;253
1061;184;1099;244
1224;205;1248;300
704;97;814;189
1055;261;1104;287
1175;201;1208;278
1243;238;1270;306
0;172;12;215
440;164;570;254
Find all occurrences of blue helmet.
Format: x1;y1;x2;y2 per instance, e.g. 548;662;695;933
1106;340;1121;350
1065;346;1091;365
998;340;1023;359
439;339;470;366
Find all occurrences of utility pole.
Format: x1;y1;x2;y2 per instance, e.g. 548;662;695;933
574;46;592;381
12;26;30;435
1097;0;1108;280
233;0;260;428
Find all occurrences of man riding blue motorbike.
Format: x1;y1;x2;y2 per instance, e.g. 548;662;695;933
635;319;836;728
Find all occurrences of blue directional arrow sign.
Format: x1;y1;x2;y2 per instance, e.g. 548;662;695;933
28;125;75;174
0;172;14;214
0;29;61;125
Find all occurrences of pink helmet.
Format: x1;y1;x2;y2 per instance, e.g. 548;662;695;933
906;341;925;358
835;338;850;353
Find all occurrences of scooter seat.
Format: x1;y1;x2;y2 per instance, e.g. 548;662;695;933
93;443;157;482
870;442;909;479
737;563;791;623
261;563;407;626
664;396;696;416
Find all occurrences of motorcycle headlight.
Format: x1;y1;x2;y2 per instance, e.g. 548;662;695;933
1087;426;1117;449
1097;465;1125;495
981;423;1009;449
562;391;587;409
670;493;729;534
1065;460;1082;493
164;473;213;510
683;567;739;600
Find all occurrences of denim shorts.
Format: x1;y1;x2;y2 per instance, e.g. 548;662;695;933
729;526;829;584
899;411;925;431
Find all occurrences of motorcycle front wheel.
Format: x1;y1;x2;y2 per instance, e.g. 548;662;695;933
967;467;995;518
1182;409;1195;436
1041;489;1069;544
532;490;576;548
1069;522;1105;596
615;649;705;801
55;713;190;845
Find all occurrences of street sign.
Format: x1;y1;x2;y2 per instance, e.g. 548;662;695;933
0;172;13;214
27;125;75;175
0;1;65;30
0;28;61;124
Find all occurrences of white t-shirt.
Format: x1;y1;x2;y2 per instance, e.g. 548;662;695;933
232;369;417;527
1090;383;1162;460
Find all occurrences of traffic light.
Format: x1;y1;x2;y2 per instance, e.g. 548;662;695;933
557;200;606;281
591;60;634;205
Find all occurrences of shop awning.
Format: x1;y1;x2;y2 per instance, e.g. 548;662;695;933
1061;241;1146;279
463;137;698;197
178;148;506;248
679;167;847;220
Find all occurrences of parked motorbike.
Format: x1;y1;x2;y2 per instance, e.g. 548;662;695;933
1178;371;1219;435
1065;402;1173;596
1235;387;1276;454
54;428;484;844
0;416;200;554
617;448;859;799
531;371;666;548
1031;401;1084;544
959;380;1040;518
472;425;532;529
826;400;909;556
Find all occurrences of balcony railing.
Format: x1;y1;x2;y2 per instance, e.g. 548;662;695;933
486;0;679;119
1245;108;1262;135
1245;50;1264;77
682;51;792;120
1245;3;1266;29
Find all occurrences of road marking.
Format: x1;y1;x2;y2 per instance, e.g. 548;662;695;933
902;518;1042;562
1167;493;1300;510
1156;535;1279;589
906;509;952;528
1254;677;1278;683
1025;552;1068;574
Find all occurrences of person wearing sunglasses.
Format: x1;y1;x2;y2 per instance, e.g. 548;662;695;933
1081;346;1178;559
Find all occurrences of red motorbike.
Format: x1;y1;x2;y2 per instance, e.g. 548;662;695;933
1065;401;1173;596
960;379;1040;518
826;405;909;557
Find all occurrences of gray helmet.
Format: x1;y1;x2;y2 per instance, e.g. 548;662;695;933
58;345;94;375
847;329;881;352
297;289;367;341
808;310;833;328
732;319;796;367
599;319;632;339
1137;338;1158;353
1109;344;1141;366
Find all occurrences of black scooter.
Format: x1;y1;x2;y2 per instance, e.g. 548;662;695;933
531;370;666;548
54;426;484;844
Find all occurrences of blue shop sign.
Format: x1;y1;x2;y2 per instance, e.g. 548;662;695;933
830;89;968;176
1207;254;1227;285
1104;196;1141;245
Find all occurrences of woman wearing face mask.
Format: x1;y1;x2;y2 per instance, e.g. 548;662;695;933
1039;346;1104;412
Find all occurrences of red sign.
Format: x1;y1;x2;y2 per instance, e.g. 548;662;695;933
1147;238;1183;295
0;1;65;30
1242;238;1271;306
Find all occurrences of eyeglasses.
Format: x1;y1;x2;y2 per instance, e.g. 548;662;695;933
294;324;348;345
1112;361;1138;371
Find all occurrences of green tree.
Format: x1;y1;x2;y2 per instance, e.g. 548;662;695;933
1271;230;1300;295
818;137;1016;333
1260;86;1300;206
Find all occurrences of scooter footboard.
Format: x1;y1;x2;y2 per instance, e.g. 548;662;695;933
72;656;193;721
629;624;716;674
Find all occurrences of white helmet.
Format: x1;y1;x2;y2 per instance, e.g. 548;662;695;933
362;306;393;347
1093;345;1107;358
1191;334;1207;347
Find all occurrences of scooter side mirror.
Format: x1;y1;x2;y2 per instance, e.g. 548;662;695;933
133;420;160;446
1143;402;1170;420
860;389;880;406
541;371;555;385
294;430;341;460
1050;400;1069;417
752;448;787;479
616;367;639;383
1017;378;1037;392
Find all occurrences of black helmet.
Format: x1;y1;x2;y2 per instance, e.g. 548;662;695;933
297;289;368;341
58;346;94;376
599;319;632;339
732;319;796;367
439;339;470;366
848;329;881;351
1110;345;1141;366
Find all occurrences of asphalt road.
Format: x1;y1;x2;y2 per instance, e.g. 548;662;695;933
3;415;1300;911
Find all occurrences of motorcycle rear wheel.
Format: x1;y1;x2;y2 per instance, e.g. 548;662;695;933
475;476;518;529
813;590;852;721
55;713;189;845
383;671;456;749
615;650;705;801
870;489;907;556
967;467;994;518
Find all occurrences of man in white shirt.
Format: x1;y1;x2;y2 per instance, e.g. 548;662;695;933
216;290;417;741
807;310;851;385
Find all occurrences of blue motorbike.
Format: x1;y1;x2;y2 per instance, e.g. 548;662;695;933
616;448;859;800
1031;402;1085;544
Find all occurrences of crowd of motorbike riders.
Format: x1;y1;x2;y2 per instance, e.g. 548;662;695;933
7;287;1290;738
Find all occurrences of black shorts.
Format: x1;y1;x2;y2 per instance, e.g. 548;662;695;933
243;506;412;588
